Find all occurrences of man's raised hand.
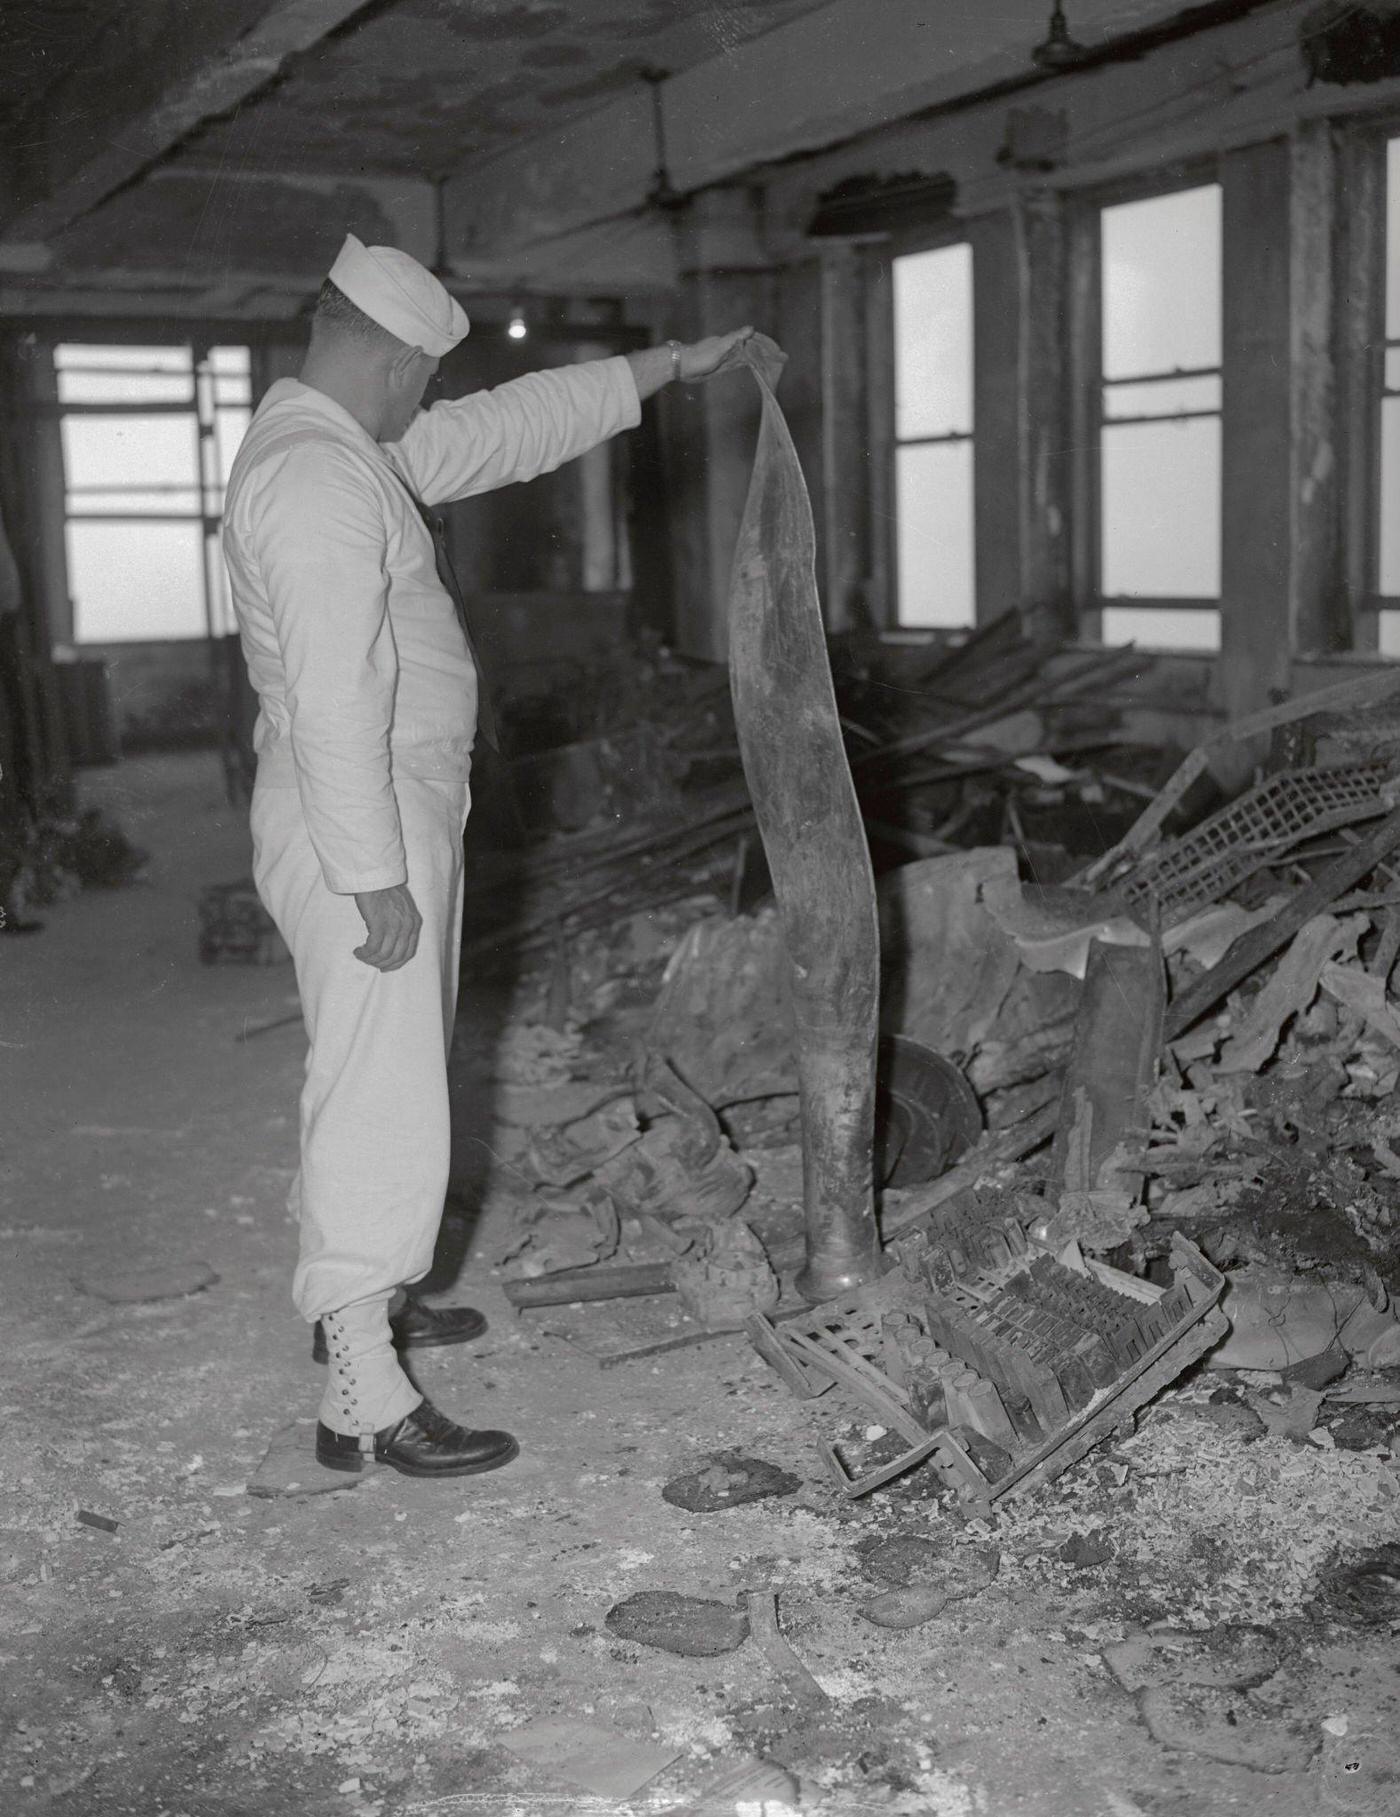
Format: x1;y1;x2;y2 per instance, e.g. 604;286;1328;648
678;326;756;381
353;882;422;972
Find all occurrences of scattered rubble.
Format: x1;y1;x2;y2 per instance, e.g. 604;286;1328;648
1307;1541;1400;1626
660;1452;801;1513
604;1591;750;1658
859;1546;1000;1630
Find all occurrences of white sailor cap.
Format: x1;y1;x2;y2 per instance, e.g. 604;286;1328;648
327;233;469;356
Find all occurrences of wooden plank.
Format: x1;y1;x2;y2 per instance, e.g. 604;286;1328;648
1163;805;1400;1040
745;1592;831;1711
501;1263;678;1310
1078;666;1400;885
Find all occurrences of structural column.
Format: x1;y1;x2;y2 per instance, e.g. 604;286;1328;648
665;189;778;664
818;241;875;632
1289;118;1347;658
1220;140;1293;731
970;210;1022;626
1011;189;1073;638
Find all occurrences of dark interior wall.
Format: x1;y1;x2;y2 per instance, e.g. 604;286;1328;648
76;640;222;752
434;326;644;596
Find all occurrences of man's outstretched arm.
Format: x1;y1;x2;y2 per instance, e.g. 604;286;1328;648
393;328;755;507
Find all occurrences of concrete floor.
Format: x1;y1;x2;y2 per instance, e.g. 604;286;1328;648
2;751;1399;1817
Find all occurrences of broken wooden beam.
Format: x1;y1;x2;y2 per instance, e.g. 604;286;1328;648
1164;804;1400;1041
501;1263;678;1309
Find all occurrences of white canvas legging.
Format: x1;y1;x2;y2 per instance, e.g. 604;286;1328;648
251;773;469;1322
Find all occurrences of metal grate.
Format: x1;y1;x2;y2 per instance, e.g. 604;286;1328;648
1115;760;1396;925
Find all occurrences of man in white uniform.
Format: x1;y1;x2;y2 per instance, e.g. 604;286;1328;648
224;234;752;1479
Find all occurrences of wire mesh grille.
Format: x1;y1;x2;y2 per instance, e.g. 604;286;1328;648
1117;760;1396;924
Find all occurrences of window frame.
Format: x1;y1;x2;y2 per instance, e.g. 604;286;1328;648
1068;157;1224;650
52;336;251;646
882;223;977;632
21;322;279;650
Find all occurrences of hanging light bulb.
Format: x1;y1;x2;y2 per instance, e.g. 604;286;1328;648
507;304;528;341
1032;2;1088;70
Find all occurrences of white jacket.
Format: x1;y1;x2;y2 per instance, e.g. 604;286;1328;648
223;361;640;894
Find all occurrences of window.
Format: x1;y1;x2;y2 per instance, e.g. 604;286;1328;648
1096;184;1222;652
892;243;974;627
56;342;250;643
1379;138;1400;653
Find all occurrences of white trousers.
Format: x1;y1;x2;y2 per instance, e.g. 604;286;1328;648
251;774;470;1322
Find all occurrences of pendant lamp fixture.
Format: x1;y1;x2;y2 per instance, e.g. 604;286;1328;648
1032;2;1089;70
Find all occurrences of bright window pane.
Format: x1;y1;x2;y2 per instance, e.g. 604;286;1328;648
1102;185;1221;380
895;441;974;628
1379;611;1400;657
57;370;192;405
55;344;193;406
62;414;199;507
56;345;189;370
1381;396;1400;597
1101;606;1220;651
1387;139;1400;342
66;521;207;642
1101;417;1221;597
1104;374;1222;420
1386;346;1400;393
893;244;973;440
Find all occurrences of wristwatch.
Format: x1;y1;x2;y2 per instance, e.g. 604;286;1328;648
666;339;683;383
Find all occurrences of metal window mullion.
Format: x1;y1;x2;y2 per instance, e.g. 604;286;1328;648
65;511;204;524
67;484;203;496
1096;595;1221;610
47;399;199;416
894;429;974;450
1099;408;1222;428
190;357;219;643
1102;362;1221;387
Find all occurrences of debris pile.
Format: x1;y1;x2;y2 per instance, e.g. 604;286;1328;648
461;613;1166;967
500;657;1400;1505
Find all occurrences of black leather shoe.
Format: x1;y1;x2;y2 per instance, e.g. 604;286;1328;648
315;1399;519;1478
312;1297;487;1364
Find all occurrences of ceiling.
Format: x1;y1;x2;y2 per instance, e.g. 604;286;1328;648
184;0;837;177
2;0;835;181
0;0;121;118
0;0;1278;311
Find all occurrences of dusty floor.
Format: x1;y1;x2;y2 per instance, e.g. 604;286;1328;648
3;751;1399;1817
